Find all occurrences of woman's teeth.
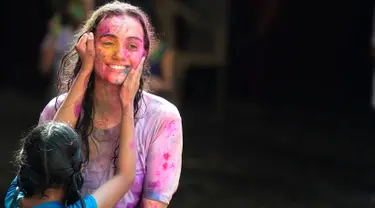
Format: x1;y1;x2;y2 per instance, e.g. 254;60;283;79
108;65;129;70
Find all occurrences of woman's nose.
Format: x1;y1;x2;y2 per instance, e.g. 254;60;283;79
113;45;129;60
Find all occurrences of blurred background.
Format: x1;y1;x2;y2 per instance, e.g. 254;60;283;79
1;0;375;207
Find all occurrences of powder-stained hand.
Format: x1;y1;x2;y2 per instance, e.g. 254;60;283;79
75;32;95;71
119;56;145;105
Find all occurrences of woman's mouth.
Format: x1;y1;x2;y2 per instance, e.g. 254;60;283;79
107;65;131;71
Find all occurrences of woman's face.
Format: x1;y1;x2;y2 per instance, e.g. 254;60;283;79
94;15;146;85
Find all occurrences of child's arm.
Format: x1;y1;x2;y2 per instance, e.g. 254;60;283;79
52;33;94;127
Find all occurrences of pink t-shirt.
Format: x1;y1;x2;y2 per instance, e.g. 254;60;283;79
38;92;183;208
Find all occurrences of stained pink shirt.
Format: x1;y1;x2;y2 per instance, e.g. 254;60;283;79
38;92;183;208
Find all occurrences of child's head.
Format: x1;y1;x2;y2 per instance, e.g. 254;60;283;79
14;122;84;205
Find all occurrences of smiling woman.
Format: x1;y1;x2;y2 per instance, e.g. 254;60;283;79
94;15;146;85
7;1;183;208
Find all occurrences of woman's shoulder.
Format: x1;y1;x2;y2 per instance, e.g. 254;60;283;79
142;92;180;119
44;93;68;109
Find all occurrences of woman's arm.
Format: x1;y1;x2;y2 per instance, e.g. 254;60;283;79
141;107;183;208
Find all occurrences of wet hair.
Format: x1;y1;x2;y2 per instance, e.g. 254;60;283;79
56;1;156;168
11;122;85;207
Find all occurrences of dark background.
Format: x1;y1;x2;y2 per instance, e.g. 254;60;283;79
1;0;375;207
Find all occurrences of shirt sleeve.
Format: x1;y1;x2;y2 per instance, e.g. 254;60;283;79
143;108;183;204
38;95;66;124
4;177;24;208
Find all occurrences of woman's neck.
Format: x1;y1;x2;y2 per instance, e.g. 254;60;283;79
93;77;123;129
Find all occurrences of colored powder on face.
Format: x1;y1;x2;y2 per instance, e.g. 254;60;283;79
124;68;130;75
74;101;81;118
95;50;106;63
96;26;110;36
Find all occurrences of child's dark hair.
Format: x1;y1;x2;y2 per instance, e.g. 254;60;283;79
12;122;85;207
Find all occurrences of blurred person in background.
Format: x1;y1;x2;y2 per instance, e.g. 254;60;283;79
133;0;176;101
148;34;175;99
40;0;94;100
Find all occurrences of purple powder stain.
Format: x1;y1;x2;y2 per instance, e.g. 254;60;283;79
147;181;161;190
74;101;81;118
126;203;137;208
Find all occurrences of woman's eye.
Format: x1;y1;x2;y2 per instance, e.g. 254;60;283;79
128;44;138;50
103;42;114;46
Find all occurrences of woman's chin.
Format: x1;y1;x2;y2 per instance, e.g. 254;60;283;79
95;66;127;86
110;79;125;85
107;76;126;85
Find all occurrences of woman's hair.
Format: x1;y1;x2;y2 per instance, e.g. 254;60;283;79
56;1;156;168
13;122;85;207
